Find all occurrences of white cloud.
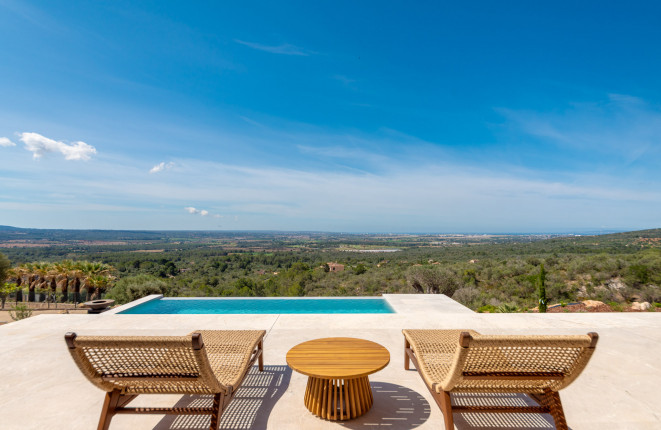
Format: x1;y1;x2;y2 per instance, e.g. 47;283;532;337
0;137;16;147
185;206;210;216
19;132;96;160
149;161;175;173
234;39;315;56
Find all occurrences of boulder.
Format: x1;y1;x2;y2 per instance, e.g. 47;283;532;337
583;300;606;310
631;302;651;311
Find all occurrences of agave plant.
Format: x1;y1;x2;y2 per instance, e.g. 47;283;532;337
495;303;520;313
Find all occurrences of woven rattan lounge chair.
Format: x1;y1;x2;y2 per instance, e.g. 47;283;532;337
65;330;265;430
403;329;598;430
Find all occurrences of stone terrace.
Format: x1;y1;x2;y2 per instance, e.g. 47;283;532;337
1;294;660;429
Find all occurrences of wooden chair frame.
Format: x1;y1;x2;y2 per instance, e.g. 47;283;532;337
404;330;598;430
66;331;264;430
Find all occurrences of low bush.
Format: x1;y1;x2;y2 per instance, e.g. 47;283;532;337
9;303;32;321
105;274;169;304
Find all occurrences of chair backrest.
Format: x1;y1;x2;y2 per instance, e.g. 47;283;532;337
65;332;225;395
443;332;598;393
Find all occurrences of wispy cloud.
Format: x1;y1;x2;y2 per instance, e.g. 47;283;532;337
0;137;16;147
149;161;175;173
18;132;96;160
332;75;356;85
234;39;315;56
297;145;389;165
238;116;265;128
497;94;661;163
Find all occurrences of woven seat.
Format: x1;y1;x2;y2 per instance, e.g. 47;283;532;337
66;330;265;430
403;329;598;430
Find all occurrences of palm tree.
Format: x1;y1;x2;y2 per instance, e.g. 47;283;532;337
7;267;25;303
53;261;73;303
85;275;112;300
22;262;38;302
32;262;52;305
68;262;84;304
8;260;116;305
79;261;114;301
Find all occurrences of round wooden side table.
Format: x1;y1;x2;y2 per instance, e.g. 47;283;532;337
286;337;390;421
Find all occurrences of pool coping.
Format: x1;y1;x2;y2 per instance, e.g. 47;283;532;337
105;294;163;314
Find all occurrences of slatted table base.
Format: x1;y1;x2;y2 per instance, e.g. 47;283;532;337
303;376;374;420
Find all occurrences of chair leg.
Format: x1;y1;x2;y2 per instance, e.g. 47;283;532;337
97;390;121;430
258;340;264;371
404;338;411;370
209;393;224;430
544;390;568;430
437;390;454;430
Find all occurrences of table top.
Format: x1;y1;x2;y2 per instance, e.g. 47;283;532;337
286;337;390;379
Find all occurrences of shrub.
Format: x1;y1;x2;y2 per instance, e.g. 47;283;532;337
354;264;367;275
9;303;32;321
105;274;169;304
477;304;498;313
452;287;481;309
607;301;624;312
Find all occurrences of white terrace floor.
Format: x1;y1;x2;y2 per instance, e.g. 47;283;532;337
1;294;660;430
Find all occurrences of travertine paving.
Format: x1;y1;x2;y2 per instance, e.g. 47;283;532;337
1;294;660;429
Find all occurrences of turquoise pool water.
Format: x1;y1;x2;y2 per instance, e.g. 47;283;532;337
119;297;395;314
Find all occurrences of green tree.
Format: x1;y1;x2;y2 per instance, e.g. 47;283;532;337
0;252;10;286
406;265;460;296
0;282;18;309
538;264;547;313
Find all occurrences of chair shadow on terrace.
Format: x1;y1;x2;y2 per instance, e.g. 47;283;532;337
154;365;291;430
450;393;564;430
340;381;431;429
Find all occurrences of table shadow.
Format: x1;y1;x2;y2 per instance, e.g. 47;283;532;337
451;393;564;430
338;381;431;429
153;365;291;430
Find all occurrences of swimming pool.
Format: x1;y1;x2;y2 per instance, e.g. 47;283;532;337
119;297;395;314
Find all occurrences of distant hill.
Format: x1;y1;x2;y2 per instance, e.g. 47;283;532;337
566;228;661;246
0;225;659;252
0;225;24;231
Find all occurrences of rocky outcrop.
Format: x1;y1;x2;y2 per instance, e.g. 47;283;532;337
608;278;627;291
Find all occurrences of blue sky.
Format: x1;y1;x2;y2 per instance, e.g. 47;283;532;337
1;1;660;233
